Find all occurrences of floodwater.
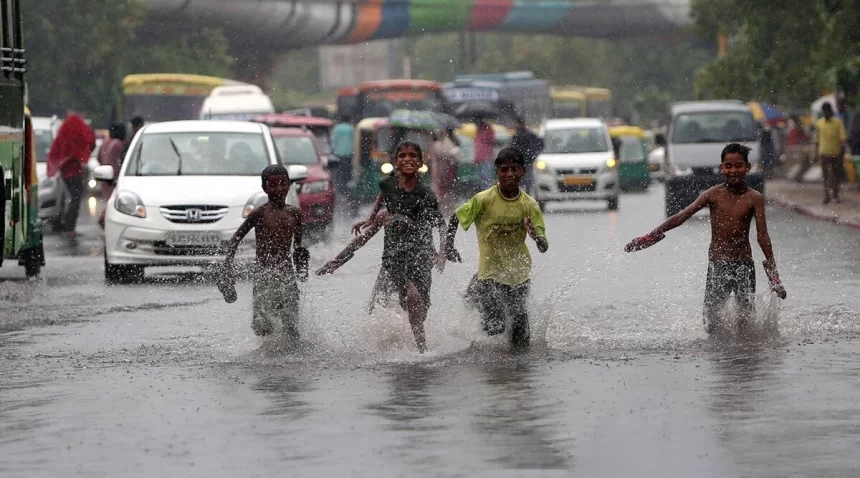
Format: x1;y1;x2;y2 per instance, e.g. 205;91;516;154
2;185;860;477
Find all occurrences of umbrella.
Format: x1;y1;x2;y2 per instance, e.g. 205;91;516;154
389;110;439;131
748;102;785;125
454;101;499;121
433;112;460;131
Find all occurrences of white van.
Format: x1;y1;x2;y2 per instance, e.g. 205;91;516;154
199;85;275;121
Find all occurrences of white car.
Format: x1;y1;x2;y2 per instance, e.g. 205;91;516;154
533;118;620;211
97;120;307;284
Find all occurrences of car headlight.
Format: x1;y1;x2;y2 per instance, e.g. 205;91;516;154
114;190;146;218
39;175;56;190
243;191;269;218
380;162;394;174
535;159;547;171
606;158;617;169
301;180;329;194
88;178;97;189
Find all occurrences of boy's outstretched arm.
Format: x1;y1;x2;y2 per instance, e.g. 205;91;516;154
437;214;462;272
754;193;787;299
351;194;383;236
224;211;257;265
524;217;549;253
292;208;308;281
317;212;387;275
625;190;711;252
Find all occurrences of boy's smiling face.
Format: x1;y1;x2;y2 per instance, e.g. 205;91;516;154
720;152;750;186
263;174;290;204
395;146;423;177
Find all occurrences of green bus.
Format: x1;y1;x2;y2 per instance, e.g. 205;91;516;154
1;0;43;278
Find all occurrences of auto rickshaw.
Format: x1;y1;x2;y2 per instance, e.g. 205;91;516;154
609;125;650;192
351;113;434;203
454;122;512;195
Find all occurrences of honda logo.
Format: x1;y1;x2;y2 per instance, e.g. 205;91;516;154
186;208;202;222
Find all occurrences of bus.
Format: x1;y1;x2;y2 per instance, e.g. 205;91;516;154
550;87;587;119
551;86;613;120
351;79;452;123
1;0;43;277
443;71;551;126
120;74;246;123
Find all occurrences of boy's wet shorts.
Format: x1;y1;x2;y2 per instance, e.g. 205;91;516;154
382;253;432;314
252;268;301;328
704;261;755;316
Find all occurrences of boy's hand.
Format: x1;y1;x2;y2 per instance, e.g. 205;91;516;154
624;231;665;252
315;260;340;276
446;247;462;263
763;261;787;300
351;217;374;236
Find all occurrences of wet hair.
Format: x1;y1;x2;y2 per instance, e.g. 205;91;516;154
131;116;144;128
261;164;290;187
495;146;525;167
393;140;424;161
109;122;127;141
720;143;751;165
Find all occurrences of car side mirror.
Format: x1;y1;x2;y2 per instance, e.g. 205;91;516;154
654;133;666;146
93;165;115;182
287;165;308;183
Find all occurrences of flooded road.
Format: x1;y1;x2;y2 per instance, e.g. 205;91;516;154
2;185;860;476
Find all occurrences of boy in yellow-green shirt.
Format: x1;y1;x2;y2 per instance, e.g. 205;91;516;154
441;147;549;353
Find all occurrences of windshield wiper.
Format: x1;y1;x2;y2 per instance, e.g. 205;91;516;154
168;138;183;175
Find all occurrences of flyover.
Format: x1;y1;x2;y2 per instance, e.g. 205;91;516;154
143;0;692;50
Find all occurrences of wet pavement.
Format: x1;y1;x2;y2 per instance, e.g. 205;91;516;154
2;185;860;476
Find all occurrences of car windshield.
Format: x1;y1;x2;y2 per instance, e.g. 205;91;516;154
543;127;610;154
310;128;333;155
35;129;53;163
672;111;757;144
126;132;269;176
274;136;319;165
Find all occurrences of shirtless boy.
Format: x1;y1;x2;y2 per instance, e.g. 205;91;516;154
625;143;787;333
223;165;308;338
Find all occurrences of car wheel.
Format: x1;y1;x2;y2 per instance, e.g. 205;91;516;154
607;196;619;211
104;248;143;285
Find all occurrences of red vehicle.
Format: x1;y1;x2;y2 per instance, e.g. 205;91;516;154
269;127;335;240
253;113;335;164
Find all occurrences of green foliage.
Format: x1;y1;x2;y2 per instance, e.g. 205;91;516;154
691;0;860;107
23;0;234;125
271;48;323;109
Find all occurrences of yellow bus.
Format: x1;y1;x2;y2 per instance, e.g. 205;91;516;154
551;86;613;120
120;74;244;123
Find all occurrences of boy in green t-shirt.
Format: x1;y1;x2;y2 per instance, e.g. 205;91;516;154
441;147;549;353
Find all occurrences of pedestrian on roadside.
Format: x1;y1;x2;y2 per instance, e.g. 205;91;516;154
430;126;462;214
787;115;812;183
47;112;95;241
625;143;787;335
510;117;543;194
121;116;145;162
96;122;127;227
331;114;355;208
474;116;496;189
814;103;847;204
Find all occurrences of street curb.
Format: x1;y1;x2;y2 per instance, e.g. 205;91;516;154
768;196;860;231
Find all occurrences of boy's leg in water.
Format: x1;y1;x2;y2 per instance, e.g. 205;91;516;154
734;262;757;333
274;279;301;341
476;280;506;336
251;274;275;337
404;261;432;353
508;281;531;353
703;263;732;334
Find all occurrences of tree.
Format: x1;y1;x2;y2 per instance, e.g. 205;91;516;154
23;0;234;125
691;0;860;107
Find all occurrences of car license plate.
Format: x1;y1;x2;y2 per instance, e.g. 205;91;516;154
165;231;221;247
564;175;593;186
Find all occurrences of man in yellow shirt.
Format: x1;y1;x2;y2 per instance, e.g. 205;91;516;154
815;102;847;204
441;147;549;353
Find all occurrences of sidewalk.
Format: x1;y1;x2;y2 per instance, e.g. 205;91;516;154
767;166;860;230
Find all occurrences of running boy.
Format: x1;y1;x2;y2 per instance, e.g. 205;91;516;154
344;140;448;353
441;147;549;353
625;143;787;334
222;165;308;338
